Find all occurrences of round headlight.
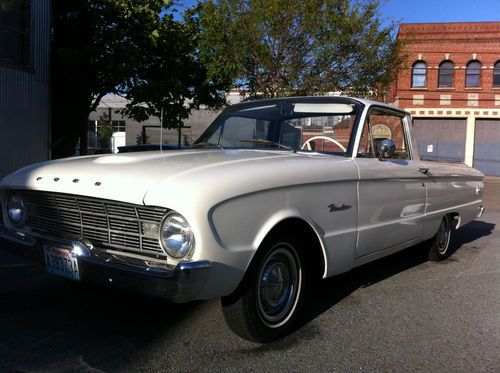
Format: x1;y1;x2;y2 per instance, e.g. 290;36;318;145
159;213;194;259
7;193;25;225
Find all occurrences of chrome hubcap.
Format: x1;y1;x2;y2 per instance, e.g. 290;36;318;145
437;218;450;254
257;245;300;327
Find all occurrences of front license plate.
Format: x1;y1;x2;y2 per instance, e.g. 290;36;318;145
44;246;80;281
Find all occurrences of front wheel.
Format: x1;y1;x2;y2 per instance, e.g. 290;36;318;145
427;215;452;261
221;234;306;343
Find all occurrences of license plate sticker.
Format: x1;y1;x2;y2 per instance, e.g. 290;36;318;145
44;246;80;281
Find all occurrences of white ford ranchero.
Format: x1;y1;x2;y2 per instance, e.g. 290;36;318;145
0;97;484;342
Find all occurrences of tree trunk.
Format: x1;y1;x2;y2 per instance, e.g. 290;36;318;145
78;115;89;156
51;87;91;158
51;0;92;159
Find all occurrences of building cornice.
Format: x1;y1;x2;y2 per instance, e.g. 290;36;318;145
405;107;500;118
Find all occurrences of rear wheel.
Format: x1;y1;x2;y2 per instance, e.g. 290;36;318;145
221;233;307;343
427;215;452;261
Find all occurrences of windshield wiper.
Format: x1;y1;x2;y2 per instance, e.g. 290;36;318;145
239;139;296;153
190;142;224;150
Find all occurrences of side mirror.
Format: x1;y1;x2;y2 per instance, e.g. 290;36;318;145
378;139;396;161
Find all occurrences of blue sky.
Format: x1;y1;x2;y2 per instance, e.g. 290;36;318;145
173;0;500;24
380;0;500;24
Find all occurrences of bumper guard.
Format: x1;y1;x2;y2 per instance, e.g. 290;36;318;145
0;226;211;303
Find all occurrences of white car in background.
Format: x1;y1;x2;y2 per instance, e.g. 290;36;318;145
0;97;484;342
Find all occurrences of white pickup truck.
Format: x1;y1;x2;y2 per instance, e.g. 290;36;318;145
0;96;484;342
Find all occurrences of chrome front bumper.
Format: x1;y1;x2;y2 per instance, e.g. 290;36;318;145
0;226;211;303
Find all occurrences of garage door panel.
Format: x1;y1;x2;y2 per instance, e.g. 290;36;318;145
413;119;438;160
413;118;466;162
436;142;466;162
474;120;500;176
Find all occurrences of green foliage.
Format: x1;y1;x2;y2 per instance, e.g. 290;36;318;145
52;0;403;158
121;9;229;129
54;0;168;108
52;0;230;157
97;115;114;149
195;0;403;98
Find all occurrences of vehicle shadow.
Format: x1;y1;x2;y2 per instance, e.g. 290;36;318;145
0;219;495;369
0;273;206;371
299;219;495;328
450;220;495;248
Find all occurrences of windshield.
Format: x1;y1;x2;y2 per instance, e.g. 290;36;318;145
195;100;359;155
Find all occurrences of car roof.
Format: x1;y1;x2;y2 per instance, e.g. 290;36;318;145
228;96;409;116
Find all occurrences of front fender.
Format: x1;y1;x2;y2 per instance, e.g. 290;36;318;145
209;184;353;280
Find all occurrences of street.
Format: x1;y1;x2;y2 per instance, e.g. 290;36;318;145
0;180;499;372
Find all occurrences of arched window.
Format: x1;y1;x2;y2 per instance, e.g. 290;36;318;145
466;60;481;87
438;61;454;87
494;61;500;87
412;61;427;87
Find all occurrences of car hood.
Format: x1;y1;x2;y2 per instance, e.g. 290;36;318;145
0;149;351;205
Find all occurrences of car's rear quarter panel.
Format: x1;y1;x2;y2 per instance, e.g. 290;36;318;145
420;160;484;239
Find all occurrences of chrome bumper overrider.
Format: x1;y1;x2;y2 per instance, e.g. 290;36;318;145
476;205;485;219
0;226;211;303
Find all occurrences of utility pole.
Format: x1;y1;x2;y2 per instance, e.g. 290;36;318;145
178;118;181;149
108;107;112;152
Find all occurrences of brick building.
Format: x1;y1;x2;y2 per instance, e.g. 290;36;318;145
392;22;500;176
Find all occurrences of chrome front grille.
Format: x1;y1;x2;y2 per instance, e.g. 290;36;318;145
21;191;168;258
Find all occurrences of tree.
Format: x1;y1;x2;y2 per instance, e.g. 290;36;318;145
97;114;114;150
194;0;404;99
51;0;228;158
121;7;230;130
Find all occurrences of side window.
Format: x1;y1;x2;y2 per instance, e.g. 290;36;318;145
358;110;409;160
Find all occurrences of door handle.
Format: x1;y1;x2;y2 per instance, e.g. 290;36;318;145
418;167;430;174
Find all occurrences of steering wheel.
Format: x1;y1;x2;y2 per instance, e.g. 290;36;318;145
301;136;347;152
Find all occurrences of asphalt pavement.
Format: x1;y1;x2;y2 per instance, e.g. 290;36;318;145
0;180;499;372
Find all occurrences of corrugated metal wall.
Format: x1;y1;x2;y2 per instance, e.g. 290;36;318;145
0;0;51;179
